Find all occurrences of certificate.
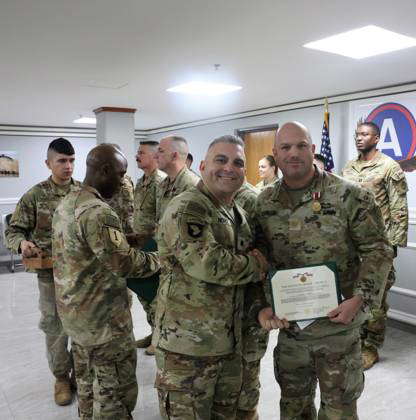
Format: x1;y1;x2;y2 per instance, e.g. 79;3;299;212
269;262;341;322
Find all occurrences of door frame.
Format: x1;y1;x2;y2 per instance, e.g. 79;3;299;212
235;123;279;138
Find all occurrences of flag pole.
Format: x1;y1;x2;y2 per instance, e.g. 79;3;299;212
324;98;329;130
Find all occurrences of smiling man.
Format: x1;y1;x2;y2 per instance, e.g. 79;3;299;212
254;122;393;419
342;121;408;370
153;135;268;420
6;137;81;406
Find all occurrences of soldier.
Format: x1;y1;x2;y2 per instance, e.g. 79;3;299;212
5;138;80;406
104;144;135;235
52;144;160;419
155;136;200;224
141;136;199;356
255;122;393;419
153;135;268;420
133;140;166;350
342;121;409;369
234;182;269;420
256;155;278;190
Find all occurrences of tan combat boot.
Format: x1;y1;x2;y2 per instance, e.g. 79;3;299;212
135;333;152;349
362;347;379;370
54;376;73;406
236;409;259;420
145;344;156;356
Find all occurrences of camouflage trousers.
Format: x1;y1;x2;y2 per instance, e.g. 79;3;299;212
236;359;261;420
72;334;137;420
155;348;242;420
37;269;72;378
137;295;155;328
361;265;395;351
274;328;364;420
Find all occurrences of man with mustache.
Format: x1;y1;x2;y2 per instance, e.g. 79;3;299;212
153;135;268;419
254;122;392;419
342;121;408;370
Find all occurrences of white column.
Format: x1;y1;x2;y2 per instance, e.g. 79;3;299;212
94;107;137;179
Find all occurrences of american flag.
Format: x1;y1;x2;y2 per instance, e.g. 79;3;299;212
320;118;334;171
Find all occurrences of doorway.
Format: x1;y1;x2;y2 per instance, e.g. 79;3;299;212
237;125;278;186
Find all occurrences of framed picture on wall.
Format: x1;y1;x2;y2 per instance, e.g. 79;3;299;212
0;151;19;177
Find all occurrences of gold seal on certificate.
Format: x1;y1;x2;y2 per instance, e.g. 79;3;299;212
269;263;341;322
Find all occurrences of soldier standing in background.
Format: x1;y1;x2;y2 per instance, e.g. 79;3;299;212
5;138;81;406
234;181;269;420
133;140;166;350
153;135;268;419
52;144;160;419
342;121;409;370
140;136;199;356
255;122;393;419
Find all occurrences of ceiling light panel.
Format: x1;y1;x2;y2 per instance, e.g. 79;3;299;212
167;81;242;96
304;25;416;59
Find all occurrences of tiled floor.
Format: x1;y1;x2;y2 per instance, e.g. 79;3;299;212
0;267;415;419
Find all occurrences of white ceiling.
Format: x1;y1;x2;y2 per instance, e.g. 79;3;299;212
1;0;416;130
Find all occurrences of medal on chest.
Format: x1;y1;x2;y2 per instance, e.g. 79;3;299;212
312;191;321;213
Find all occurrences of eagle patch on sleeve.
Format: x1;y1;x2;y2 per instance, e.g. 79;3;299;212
187;222;204;238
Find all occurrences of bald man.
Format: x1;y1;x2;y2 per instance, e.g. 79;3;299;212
139;136;199;356
155;136;200;223
253;122;392;419
52;144;160;419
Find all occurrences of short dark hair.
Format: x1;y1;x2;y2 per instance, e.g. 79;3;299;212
140;141;159;147
48;138;75;155
186;153;193;163
314;153;326;164
208;135;244;150
359;121;380;137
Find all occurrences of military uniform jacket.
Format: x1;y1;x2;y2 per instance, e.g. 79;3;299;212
255;176;278;191
254;169;393;340
133;168;166;235
6;177;82;261
235;182;269;362
155;166;200;225
105;174;134;234
153;182;262;357
342;150;408;247
52;185;160;347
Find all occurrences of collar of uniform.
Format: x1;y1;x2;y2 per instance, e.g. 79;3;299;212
355;150;382;169
168;165;187;186
274;167;323;208
141;168;158;186
47;176;75;196
81;184;106;201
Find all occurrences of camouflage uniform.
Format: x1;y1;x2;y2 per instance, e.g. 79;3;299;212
133;169;166;326
155;165;200;228
153;182;262;420
133;168;166;238
253;169;393;419
5;176;81;379
52;184;160;419
342;150;408;351
105;174;134;234
255;176;278;191
235;182;268;420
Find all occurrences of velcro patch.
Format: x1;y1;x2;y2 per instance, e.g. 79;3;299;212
107;227;123;247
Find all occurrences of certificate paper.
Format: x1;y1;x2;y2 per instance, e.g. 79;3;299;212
269;263;341;322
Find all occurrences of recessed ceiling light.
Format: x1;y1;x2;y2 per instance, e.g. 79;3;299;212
303;25;416;59
167;81;242;96
73;117;96;124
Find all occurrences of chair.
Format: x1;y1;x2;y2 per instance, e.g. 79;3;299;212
1;213;23;272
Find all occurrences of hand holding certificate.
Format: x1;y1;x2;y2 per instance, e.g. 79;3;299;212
269;263;341;322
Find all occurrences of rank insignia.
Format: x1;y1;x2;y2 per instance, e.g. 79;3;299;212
187;222;204;238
